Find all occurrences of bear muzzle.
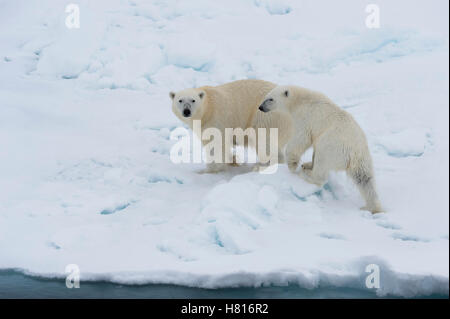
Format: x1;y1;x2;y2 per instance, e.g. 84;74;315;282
182;103;192;117
259;98;273;112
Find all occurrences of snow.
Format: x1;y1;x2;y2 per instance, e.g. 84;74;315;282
0;0;448;297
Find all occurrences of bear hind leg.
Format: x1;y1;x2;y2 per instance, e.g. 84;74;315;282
299;140;340;186
299;162;329;186
349;168;384;214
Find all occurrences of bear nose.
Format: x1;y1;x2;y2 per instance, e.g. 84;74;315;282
183;108;191;117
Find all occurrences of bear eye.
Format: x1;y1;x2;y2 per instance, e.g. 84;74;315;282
178;99;182;103
192;99;196;103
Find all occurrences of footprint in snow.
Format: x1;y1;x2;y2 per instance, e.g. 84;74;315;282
391;232;430;243
318;232;346;240
376;220;402;230
100;202;133;215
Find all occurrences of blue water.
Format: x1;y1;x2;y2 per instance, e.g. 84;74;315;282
0;270;446;299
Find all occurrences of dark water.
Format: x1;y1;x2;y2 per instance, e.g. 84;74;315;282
0;270;446;299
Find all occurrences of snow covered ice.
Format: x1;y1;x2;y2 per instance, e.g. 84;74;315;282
0;0;448;297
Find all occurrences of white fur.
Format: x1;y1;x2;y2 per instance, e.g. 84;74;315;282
260;85;383;213
170;80;294;173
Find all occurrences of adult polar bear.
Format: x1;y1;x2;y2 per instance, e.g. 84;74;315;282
259;85;383;214
170;79;293;173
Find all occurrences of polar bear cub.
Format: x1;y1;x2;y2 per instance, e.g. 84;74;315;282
170;79;293;173
259;85;383;214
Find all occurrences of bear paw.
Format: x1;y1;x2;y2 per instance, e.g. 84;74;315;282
197;164;227;174
301;162;313;170
252;163;268;172
360;206;385;215
227;155;240;167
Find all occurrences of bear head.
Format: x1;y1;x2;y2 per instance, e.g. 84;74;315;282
169;88;206;122
258;85;293;114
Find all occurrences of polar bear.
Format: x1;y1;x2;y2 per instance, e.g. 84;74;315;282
259;85;383;214
170;79;293;173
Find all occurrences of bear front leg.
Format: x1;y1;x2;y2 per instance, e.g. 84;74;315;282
278;149;285;164
287;154;299;172
198;138;230;174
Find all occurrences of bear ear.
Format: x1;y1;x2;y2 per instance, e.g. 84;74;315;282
198;91;205;99
169;91;176;100
284;90;289;97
